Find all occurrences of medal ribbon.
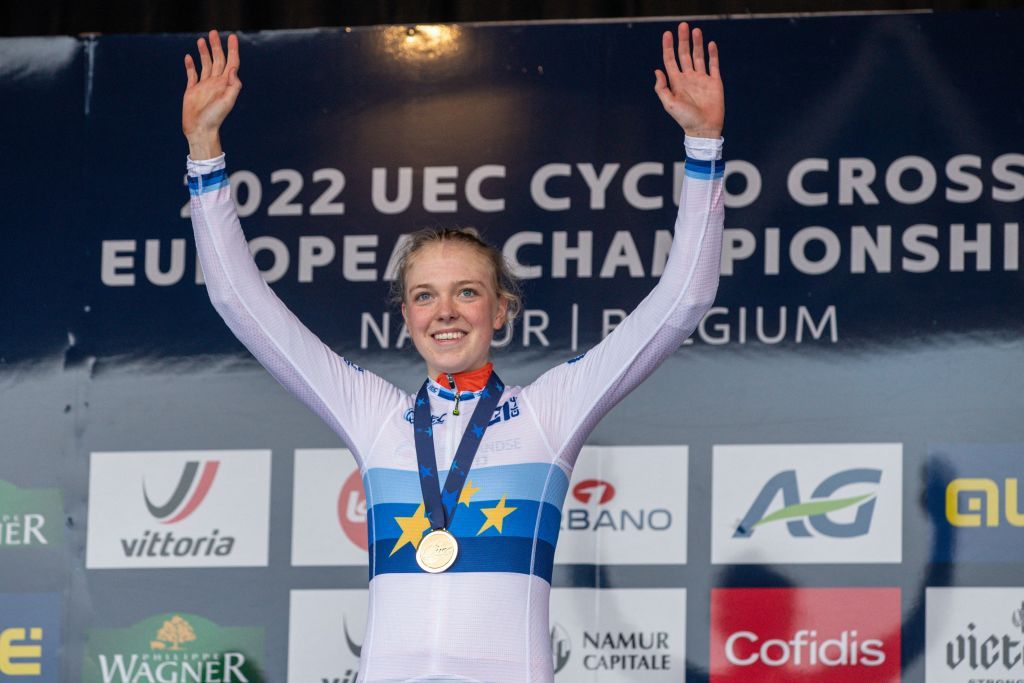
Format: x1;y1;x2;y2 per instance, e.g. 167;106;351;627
413;370;504;531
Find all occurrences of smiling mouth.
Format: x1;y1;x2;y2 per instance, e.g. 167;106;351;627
432;331;466;341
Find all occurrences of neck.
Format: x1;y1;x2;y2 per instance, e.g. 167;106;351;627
434;362;493;393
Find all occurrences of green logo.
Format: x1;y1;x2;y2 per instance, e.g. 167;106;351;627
0;479;64;548
83;613;264;683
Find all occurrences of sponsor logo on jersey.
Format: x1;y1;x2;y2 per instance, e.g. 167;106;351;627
291;450;369;567
0;593;61;682
551;587;685;681
556;446;687;564
927;587;1024;681
0;479;64;549
711;444;902;564
488;397;521;426
82;613;263;683
403;409;446;425
710;588;900;682
86;451;271;568
928;443;1024;562
288;590;365;683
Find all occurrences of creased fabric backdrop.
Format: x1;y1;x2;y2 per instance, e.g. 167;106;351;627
1;11;1022;682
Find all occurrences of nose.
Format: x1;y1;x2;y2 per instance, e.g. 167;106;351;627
435;295;459;321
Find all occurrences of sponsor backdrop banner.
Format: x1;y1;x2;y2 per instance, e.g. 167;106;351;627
1;10;1021;682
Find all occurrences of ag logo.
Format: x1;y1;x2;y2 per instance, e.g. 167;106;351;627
336;469;368;551
550;622;571;674
144;461;219;523
735;469;881;538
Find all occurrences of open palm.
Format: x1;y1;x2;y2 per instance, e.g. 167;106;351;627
182;30;241;148
654;23;724;139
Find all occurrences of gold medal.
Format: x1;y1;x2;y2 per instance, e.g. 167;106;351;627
416;529;459;573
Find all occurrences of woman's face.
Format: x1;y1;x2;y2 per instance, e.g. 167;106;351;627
401;241;508;379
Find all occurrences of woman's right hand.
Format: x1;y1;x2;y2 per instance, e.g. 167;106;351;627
182;30;241;160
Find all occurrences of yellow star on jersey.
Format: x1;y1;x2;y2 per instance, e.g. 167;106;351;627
459;479;481;507
389;503;431;556
477;495;517;535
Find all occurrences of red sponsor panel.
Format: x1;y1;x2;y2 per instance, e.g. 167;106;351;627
336;468;368;551
710;588;901;682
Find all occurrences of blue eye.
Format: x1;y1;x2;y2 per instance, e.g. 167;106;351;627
459;288;478;298
413;291;432;302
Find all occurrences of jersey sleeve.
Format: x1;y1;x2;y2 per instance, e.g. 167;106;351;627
521;136;724;468
187;155;405;468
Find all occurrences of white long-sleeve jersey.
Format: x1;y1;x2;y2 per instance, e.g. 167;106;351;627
188;136;723;683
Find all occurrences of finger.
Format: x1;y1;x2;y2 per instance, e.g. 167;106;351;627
184;54;198;87
226;33;240;72
677;22;694;71
653;70;673;109
209;29;226;75
661;30;680;76
692;27;706;75
708;40;721;79
197;37;212;80
227;66;242;89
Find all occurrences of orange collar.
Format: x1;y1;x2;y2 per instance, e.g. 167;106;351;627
435;362;493;393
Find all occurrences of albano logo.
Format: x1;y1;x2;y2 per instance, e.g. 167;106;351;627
563;479;671;532
87;450;271;569
82;612;264;683
0;479;64;548
711;588;901;682
734;469;881;539
336;469;368;551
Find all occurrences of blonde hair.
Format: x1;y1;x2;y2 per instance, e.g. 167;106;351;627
389;228;523;332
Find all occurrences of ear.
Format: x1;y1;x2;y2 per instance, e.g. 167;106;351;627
401;301;409;327
493;296;509;330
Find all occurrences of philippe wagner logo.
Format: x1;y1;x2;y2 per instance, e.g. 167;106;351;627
562;479;672;532
0;479;64;548
734;468;881;539
945;477;1024;527
120;460;234;559
83;613;263;683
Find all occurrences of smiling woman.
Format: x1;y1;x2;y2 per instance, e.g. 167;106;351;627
182;23;725;683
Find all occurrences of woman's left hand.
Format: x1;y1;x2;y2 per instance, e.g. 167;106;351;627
654;22;724;139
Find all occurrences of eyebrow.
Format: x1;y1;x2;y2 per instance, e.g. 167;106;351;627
408;279;485;291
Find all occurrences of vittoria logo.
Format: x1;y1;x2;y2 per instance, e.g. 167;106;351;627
288;590;366;683
712;444;902;564
551;587;685;681
0;479;64;548
550;623;571;673
711;588;900;682
0;593;61;682
337;469;368;551
556;446;687;565
82;612;264;683
291;450;369;567
928;444;1024;562
927;588;1024;681
86;451;271;568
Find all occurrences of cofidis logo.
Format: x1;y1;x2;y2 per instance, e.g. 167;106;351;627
927;588;1024;682
86;451;271;568
0;480;64;549
928;443;1024;562
0;594;61;682
711;588;900;682
290;449;368;567
711;444;902;564
555;446;687;565
83;613;264;683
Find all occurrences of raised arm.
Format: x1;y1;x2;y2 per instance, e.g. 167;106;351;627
523;23;725;468
183;32;405;467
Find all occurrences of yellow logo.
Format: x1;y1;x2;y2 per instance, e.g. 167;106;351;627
149;615;196;651
946;478;1024;527
0;627;43;676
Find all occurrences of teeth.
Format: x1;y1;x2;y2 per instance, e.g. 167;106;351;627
434;331;465;341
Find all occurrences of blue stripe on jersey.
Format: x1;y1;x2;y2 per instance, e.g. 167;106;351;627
364;463;570;508
187;169;229;195
366;498;562;548
684;157;724;180
369;536;556;583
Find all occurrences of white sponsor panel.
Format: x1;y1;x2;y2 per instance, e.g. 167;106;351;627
556;445;687;565
288;589;367;683
926;587;1024;682
711;443;902;564
86;450;271;568
551;587;686;681
291;448;369;567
